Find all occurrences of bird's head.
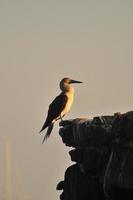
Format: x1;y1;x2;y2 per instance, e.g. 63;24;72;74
60;77;82;91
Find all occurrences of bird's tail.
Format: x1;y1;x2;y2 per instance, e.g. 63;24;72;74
39;122;48;133
42;122;54;143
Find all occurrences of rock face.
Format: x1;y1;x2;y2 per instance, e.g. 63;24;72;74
57;112;133;200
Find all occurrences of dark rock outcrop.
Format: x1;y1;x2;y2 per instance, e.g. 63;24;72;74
57;111;133;200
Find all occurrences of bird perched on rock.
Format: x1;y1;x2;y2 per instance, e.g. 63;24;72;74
39;77;82;143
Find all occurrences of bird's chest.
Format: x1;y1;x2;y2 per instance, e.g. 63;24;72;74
61;93;74;116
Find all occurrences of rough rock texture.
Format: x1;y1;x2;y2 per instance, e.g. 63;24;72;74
57;111;133;200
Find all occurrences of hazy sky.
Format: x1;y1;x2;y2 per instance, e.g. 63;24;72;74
0;1;133;199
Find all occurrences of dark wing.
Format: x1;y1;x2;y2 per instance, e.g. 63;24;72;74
39;93;68;132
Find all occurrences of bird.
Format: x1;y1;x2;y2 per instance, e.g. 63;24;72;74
39;77;82;143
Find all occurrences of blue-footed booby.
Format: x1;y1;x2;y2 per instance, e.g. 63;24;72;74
39;77;82;143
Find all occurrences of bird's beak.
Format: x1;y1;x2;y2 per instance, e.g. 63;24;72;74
70;79;83;84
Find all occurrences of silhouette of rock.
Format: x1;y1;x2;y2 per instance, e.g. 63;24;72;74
57;111;133;200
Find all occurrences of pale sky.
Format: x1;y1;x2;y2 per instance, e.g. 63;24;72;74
0;1;133;199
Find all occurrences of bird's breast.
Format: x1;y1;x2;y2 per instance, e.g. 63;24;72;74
61;92;74;116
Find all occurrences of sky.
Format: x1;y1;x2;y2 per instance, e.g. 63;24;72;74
0;0;133;199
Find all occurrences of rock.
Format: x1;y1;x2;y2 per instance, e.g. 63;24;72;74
57;111;133;200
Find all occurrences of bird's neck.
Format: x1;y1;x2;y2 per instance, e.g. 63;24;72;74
65;86;74;95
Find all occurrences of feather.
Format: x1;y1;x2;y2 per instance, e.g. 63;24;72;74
42;122;54;143
39;92;68;133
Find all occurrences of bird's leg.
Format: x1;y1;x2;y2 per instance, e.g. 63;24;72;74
60;115;63;122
